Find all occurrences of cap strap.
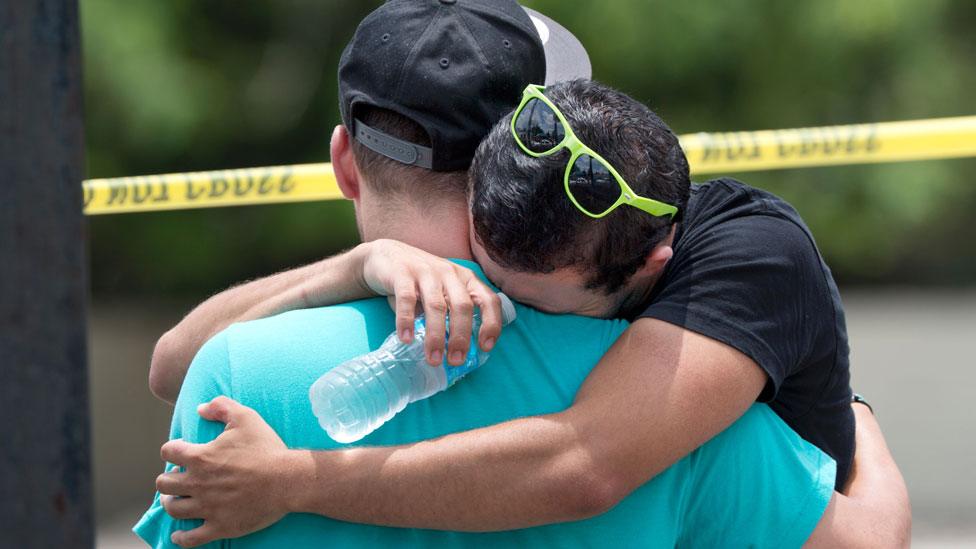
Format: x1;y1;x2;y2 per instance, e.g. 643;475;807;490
353;118;433;169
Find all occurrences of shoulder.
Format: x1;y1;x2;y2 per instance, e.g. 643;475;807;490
225;298;394;354
218;298;395;384
677;179;821;268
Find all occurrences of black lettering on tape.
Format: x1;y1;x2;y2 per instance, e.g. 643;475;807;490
153;175;170;202
209;174;229;198
186;175;205;200
83;185;95;208
233;172;255;196
799;129;817;156
776;130;798;158
257;171;274;194
107;178;128;205
864;124;880;153
279;168;295;194
132;178;153;204
821;127;843;156
725;132;760;161
699;133;721;163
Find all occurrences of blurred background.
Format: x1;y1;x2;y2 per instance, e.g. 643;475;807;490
80;1;975;547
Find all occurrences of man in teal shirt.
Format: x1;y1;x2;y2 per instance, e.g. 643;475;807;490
136;260;835;548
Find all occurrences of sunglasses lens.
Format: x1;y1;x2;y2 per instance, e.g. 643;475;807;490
568;154;620;215
514;98;565;153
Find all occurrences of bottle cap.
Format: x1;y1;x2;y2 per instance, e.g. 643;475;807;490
497;292;517;326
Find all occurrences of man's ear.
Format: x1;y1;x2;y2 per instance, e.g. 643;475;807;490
639;225;677;277
331;125;360;200
642;244;673;277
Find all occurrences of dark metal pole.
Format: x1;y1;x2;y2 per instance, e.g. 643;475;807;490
0;1;93;547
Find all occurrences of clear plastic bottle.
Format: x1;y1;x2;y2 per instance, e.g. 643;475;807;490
310;293;517;443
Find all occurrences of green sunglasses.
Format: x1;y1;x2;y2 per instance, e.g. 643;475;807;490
510;84;678;219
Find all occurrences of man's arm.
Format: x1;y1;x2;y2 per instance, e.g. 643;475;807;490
160;317;768;534
149;245;370;403
287;319;766;528
805;403;911;548
149;240;503;403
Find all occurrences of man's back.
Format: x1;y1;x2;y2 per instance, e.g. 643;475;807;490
136;262;834;548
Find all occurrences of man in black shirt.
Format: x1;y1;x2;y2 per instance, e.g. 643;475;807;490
467;79;853;485
642;178;853;482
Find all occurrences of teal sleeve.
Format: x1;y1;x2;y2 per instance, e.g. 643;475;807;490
133;331;233;549
678;405;836;549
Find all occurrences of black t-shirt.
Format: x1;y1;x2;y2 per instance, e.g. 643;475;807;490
640;178;854;487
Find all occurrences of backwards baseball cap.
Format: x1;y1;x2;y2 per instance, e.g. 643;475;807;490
338;0;591;172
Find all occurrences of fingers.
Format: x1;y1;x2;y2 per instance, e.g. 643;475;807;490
171;523;220;548
198;396;258;428
442;274;474;366
471;285;503;352
160;439;201;468
196;395;234;423
416;270;447;366
156;470;191;496
393;276;419;345
161;494;200;520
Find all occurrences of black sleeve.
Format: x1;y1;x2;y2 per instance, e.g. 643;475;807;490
640;214;834;401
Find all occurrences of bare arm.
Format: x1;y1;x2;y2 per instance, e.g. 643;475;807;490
149;240;502;404
804;403;912;548
149;245;372;403
160;317;767;538
283;319;765;529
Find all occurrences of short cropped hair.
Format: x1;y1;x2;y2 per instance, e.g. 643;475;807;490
469;79;691;294
349;106;467;200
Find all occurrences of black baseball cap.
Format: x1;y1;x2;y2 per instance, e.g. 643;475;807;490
338;0;591;172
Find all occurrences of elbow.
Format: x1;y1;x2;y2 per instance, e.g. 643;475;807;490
556;453;629;521
890;499;913;549
848;498;912;549
148;330;181;404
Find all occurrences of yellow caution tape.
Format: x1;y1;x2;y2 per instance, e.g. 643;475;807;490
680;116;976;174
83;163;341;215
83;116;976;215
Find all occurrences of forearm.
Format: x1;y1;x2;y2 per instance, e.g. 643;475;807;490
280;319;764;531
805;404;911;548
283;410;617;531
843;404;912;542
149;244;372;403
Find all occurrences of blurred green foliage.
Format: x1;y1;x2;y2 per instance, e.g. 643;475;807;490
82;0;976;297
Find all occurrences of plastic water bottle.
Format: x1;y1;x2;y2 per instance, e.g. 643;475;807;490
310;293;517;443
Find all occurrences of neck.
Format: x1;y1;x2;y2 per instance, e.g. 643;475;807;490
360;196;473;260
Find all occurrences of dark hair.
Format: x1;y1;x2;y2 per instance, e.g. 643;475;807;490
469;79;691;294
348;106;467;201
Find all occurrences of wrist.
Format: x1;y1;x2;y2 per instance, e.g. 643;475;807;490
280;449;352;515
278;449;316;514
349;242;377;296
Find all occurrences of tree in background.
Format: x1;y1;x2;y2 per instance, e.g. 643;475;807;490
82;0;976;295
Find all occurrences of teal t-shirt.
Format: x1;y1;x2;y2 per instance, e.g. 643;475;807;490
135;260;834;548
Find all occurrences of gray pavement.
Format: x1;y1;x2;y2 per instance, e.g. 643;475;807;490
90;290;976;547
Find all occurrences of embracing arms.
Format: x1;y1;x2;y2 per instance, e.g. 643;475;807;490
158;328;909;546
159;317;767;538
153;242;908;545
149;240;502;403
